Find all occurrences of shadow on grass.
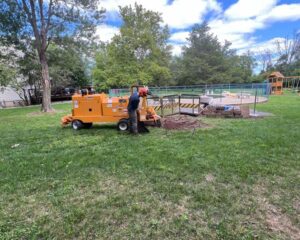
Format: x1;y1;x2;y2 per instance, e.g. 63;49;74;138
59;123;117;131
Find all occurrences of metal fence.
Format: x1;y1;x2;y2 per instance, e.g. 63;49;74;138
109;83;271;117
109;83;271;99
148;94;200;117
179;94;202;116
283;77;300;92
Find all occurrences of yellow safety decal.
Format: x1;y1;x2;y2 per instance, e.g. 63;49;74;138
161;103;179;109
180;103;199;108
152;103;199;110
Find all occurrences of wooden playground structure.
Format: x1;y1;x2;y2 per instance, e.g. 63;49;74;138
268;72;300;95
268;72;284;95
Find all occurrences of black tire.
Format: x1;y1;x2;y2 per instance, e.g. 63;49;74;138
117;119;129;131
72;120;83;130
83;122;93;129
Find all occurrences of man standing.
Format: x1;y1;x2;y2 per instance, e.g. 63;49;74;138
127;88;148;134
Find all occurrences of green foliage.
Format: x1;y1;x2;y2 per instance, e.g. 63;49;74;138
0;62;16;87
0;0;104;47
173;23;255;85
8;44;88;90
93;4;172;89
276;58;300;77
0;39;89;104
47;44;89;88
226;53;256;83
0;1;26;47
1;0;105;111
0;61;30;104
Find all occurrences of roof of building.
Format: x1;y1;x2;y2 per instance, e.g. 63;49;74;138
268;71;284;78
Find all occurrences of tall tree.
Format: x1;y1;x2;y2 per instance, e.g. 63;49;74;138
93;3;171;89
257;50;274;73
255;32;300;79
176;23;229;85
0;1;104;112
274;33;300;76
173;23;254;85
226;53;255;83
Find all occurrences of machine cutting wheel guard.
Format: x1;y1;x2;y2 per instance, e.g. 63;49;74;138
61;86;161;131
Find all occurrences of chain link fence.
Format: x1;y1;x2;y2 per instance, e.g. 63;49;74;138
109;83;271;117
109;83;271;99
109;83;270;97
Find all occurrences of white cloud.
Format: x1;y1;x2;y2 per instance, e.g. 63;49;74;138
101;0;166;13
208;18;260;50
209;1;300;52
247;37;287;54
100;0;221;29
163;0;221;29
211;18;266;35
258;4;300;22
97;0;300;55
170;43;184;56
224;0;277;20
96;24;119;42
169;31;189;43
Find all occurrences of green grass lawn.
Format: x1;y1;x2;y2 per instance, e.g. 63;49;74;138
0;94;299;239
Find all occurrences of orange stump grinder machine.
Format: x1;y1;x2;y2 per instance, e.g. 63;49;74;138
61;86;161;131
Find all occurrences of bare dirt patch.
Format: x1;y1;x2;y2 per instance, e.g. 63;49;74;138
264;200;300;240
293;200;300;212
205;174;215;182
254;184;300;240
161;115;210;130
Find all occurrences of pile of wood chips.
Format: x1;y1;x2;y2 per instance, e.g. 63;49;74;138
202;105;250;118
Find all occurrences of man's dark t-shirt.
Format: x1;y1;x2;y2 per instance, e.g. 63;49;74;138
127;92;140;112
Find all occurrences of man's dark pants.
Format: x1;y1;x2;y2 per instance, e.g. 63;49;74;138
129;110;138;134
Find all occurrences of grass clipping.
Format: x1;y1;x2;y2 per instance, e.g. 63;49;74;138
161;115;209;130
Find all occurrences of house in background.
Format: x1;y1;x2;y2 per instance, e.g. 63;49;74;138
0;86;27;108
0;46;28;108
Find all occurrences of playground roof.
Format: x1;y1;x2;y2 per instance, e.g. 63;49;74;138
269;71;284;78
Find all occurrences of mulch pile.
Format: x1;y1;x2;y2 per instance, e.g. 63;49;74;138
202;105;250;118
161;115;209;130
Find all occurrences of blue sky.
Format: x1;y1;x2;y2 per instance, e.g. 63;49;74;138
96;0;300;55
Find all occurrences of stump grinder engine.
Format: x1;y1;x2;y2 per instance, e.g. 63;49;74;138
61;86;161;132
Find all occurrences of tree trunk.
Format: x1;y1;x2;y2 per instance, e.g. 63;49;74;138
39;52;52;112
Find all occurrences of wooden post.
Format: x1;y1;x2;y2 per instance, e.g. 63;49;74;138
171;97;174;114
198;96;201;115
160;97;164;117
254;88;258;115
192;96;195;115
179;95;181;114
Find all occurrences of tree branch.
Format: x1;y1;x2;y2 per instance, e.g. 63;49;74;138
45;37;52;50
45;0;53;34
38;0;48;52
21;0;32;22
23;0;42;52
38;0;44;28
